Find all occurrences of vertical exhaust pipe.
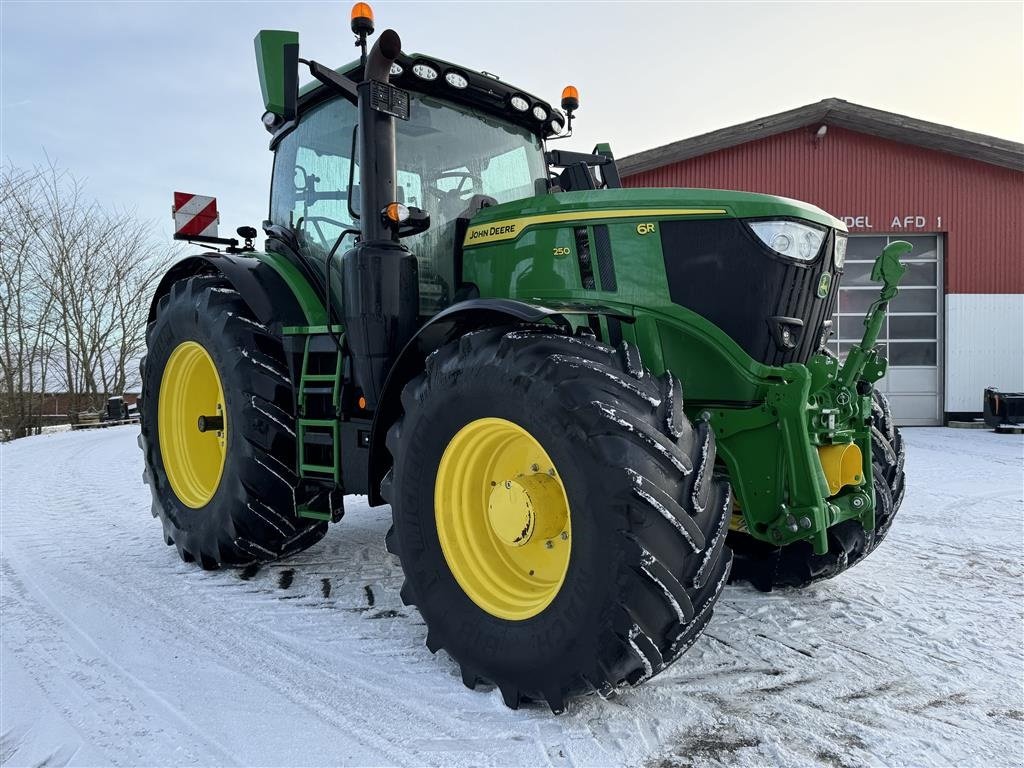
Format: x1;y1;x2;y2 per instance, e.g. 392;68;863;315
340;29;420;410
357;29;401;242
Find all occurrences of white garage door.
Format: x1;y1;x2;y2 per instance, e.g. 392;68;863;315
830;235;943;426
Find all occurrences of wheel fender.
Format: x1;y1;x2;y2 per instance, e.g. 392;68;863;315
366;297;631;506
147;253;309;329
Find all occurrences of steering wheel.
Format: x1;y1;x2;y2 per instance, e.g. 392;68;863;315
425;171;476;203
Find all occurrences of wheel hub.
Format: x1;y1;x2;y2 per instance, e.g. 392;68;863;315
487;473;568;547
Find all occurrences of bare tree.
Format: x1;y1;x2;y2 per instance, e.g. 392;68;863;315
0;160;175;439
0;164;57;438
104;224;170;394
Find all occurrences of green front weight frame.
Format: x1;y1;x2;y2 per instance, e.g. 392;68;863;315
711;241;912;554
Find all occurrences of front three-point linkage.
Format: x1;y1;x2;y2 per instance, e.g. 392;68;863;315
837;240;913;391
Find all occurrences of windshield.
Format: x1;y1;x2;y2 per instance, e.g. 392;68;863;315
269;92;547;314
397;94;547;312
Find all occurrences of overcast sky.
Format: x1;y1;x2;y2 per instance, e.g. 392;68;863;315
2;1;1021;237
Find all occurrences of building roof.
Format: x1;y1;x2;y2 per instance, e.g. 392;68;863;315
618;98;1024;175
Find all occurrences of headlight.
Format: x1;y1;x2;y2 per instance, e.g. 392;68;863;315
532;105;548;121
509;95;530;112
748;220;826;262
833;233;848;269
389;63;404;77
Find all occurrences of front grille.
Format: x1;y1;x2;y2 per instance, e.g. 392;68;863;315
660;218;839;366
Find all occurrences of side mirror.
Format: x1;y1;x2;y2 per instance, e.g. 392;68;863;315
255;30;300;122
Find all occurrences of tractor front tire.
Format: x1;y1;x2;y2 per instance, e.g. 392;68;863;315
728;389;906;590
139;274;327;568
384;327;733;712
869;388;906;542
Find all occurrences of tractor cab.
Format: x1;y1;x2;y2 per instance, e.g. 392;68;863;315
268;84;551;314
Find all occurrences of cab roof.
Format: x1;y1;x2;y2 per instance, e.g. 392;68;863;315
296;51;560;139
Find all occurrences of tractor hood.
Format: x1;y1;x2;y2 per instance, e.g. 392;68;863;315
459;186;848;370
462;187;845;249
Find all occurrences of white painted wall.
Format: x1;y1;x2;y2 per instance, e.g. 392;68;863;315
945;294;1024;412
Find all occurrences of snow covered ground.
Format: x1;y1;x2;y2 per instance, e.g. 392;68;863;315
1;426;1022;767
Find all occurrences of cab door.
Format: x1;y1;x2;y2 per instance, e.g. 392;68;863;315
269;97;359;282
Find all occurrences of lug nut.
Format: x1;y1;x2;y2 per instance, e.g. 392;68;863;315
545;540;554;549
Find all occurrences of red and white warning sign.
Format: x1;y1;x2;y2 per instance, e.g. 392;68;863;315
172;192;220;239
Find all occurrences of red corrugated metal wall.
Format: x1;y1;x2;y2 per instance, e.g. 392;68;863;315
623;126;1023;293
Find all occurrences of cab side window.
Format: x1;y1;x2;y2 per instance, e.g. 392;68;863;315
269;98;359;262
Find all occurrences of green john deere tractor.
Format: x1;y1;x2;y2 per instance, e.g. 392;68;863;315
140;5;909;712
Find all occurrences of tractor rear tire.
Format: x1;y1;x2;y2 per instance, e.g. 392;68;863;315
728;389;906;590
383;327;733;712
139;274;327;568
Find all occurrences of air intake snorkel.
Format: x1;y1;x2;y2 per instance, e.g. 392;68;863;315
341;29;420;410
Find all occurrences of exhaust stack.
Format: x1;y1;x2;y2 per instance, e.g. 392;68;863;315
340;29;420;410
357;29;401;242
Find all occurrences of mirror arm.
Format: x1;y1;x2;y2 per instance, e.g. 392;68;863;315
307;60;359;104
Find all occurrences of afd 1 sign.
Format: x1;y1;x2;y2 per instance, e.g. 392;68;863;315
841;215;945;230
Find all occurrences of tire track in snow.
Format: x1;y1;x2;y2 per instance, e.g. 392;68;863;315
4;536;432;762
1;560;238;766
67;567;454;765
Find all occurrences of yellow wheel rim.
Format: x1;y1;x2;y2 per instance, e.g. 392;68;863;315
158;341;228;508
434;417;571;621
